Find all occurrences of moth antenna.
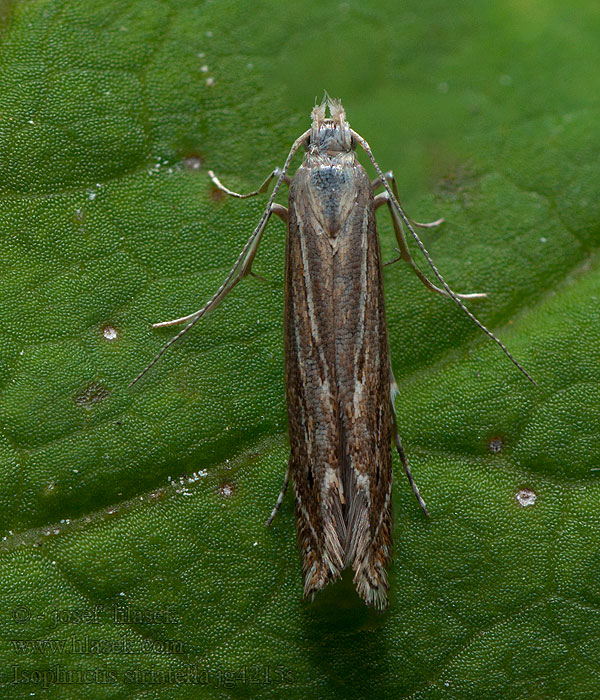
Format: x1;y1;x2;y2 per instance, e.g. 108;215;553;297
351;129;536;386
129;129;311;388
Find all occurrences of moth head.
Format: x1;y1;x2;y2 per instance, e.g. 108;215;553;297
309;94;353;154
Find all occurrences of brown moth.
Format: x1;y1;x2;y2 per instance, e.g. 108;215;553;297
131;97;533;610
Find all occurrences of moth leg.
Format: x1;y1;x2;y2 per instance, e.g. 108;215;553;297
250;204;287;283
375;192;487;301
269;203;288;222
209;167;291;198
208;169;289;285
128;202;286;386
389;365;430;517
265;460;291;527
153;203;287;328
372;171;443;228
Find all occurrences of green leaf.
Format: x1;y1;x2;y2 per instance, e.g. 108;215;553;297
1;1;599;698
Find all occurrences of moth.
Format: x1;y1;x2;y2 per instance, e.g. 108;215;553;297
131;97;533;609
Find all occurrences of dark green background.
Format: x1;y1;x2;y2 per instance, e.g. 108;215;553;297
0;1;599;698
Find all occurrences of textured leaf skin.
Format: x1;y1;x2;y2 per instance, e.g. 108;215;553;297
0;1;599;699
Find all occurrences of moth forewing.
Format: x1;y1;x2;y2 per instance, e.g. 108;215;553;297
131;97;533;610
285;138;394;608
